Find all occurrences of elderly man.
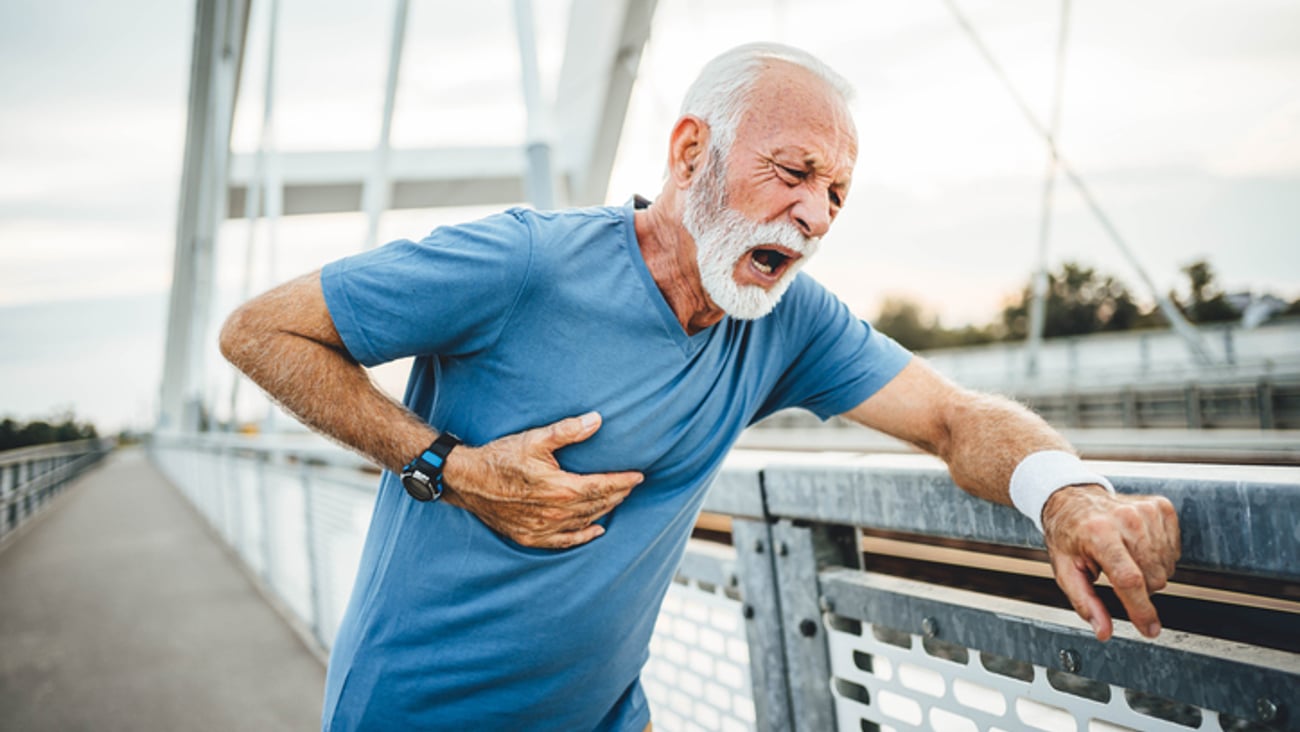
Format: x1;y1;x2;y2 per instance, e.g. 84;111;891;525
221;43;1179;731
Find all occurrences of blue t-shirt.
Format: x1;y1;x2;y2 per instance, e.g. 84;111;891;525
319;204;911;731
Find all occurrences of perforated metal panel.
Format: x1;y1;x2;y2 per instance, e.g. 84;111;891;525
644;574;757;732
820;572;1291;732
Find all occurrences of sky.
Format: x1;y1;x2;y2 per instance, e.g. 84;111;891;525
1;0;1297;433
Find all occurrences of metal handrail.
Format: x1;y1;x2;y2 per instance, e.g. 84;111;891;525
150;435;1300;731
0;438;115;543
0;438;114;467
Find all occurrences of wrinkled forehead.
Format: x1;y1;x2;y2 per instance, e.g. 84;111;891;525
738;61;859;170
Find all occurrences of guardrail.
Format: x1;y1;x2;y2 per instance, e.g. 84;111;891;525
0;439;115;544
150;434;1300;732
754;373;1300;432
919;319;1300;395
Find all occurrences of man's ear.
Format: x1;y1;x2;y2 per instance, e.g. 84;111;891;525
668;115;710;189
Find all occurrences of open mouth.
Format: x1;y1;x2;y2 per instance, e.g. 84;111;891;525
747;246;799;279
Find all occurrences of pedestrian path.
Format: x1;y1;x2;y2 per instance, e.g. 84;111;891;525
0;449;325;731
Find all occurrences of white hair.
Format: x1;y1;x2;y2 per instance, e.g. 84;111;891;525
679;42;855;156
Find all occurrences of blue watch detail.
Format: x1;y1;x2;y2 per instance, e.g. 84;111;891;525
401;433;460;502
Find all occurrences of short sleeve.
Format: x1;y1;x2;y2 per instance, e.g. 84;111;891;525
320;210;534;367
757;275;913;421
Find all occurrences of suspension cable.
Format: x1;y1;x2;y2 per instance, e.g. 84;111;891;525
1026;0;1072;377
939;0;1213;365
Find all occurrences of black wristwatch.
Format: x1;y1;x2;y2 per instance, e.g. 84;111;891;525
400;433;461;502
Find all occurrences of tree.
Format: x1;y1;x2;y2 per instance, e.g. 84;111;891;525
1176;259;1239;324
873;296;999;351
0;413;98;452
874;297;940;351
1001;262;1158;340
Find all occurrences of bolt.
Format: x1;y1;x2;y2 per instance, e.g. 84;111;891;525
921;617;939;639
799;619;818;638
1256;697;1279;723
754;540;765;554
778;542;789;556
819;596;834;613
1059;648;1081;674
743;604;755;620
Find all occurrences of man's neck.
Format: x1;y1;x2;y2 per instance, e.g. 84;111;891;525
633;200;726;335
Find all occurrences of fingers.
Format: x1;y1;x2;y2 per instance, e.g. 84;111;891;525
575;471;644;502
477;508;609;549
528;524;607;550
1051;552;1112;641
534;411;603;450
492;504;613;549
1108;497;1179;637
1095;536;1162;638
440;413;646;550
1045;489;1181;641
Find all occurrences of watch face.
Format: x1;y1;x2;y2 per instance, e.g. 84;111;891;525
402;472;435;502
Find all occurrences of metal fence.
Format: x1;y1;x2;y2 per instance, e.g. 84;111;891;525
753;374;1300;433
149;435;1300;731
0;439;115;544
918;319;1300;396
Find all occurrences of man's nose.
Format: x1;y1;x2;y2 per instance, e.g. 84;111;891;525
790;188;832;239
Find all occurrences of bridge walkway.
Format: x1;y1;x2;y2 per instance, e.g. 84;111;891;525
0;449;324;732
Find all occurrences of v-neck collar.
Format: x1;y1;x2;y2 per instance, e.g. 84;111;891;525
621;197;717;356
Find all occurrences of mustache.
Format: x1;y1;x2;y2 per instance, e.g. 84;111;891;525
743;218;819;257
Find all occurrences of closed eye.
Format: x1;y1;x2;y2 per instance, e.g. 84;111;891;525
778;165;807;182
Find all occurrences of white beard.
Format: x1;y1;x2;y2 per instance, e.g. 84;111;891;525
682;152;820;320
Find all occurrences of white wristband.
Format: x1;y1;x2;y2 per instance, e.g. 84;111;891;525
1009;450;1115;533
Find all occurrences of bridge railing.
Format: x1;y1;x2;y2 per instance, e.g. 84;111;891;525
149;434;1300;732
0;438;115;544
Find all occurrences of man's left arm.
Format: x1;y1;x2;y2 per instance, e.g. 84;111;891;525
844;358;1180;641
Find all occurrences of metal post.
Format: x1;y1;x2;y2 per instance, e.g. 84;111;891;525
1122;387;1138;428
732;518;793;730
301;462;325;645
161;0;252;432
1258;378;1275;430
227;447;246;554
512;0;557;209
1066;391;1081;428
1186;385;1204;429
362;0;409;250
257;452;274;582
228;0;280;428
1026;0;1072;378
769;519;860;732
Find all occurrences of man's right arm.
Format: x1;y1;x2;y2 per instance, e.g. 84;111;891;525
219;271;439;472
219;271;641;548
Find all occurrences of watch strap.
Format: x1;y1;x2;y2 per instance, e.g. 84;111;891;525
402;432;461;502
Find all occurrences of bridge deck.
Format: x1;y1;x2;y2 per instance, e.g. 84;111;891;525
0;449;324;732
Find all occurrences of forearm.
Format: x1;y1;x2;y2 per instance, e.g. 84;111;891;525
935;389;1073;506
219;273;434;472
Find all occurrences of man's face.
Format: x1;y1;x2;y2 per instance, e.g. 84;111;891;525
683;150;818;319
682;62;857;320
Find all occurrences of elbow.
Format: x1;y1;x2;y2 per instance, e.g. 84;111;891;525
218;304;257;369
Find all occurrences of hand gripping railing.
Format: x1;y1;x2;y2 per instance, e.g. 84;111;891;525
148;436;1300;731
675;452;1300;732
0;439;115;544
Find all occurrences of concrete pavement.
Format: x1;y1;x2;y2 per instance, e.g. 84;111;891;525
0;448;325;731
